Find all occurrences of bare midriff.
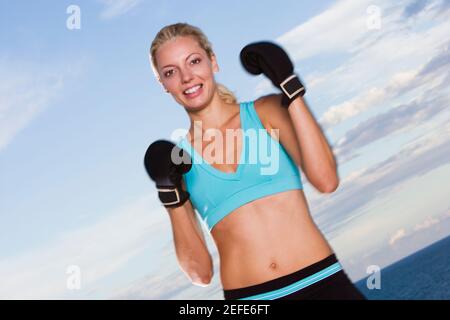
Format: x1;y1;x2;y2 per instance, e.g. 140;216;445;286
211;189;334;290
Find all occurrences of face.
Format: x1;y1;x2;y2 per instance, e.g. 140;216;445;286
155;36;219;109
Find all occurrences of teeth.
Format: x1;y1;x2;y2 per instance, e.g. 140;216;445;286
184;84;202;94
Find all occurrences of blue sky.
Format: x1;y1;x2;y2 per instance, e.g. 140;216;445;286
0;0;449;299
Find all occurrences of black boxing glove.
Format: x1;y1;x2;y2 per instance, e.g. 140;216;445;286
240;41;305;108
144;140;192;208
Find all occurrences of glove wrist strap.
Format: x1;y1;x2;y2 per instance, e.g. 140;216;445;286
280;74;305;99
158;187;189;208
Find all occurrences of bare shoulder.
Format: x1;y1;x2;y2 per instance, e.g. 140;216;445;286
255;92;283;103
253;93;287;129
254;93;283;113
254;93;281;123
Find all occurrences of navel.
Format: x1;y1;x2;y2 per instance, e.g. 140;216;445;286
269;262;277;270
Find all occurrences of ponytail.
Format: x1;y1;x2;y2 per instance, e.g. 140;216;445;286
216;83;238;104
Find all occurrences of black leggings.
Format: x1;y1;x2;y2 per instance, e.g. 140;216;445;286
223;254;366;300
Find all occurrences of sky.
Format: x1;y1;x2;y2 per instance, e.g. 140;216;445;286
0;0;449;299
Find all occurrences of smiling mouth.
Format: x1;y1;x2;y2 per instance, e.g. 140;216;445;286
183;84;203;95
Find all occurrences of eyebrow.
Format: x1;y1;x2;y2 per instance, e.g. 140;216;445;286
161;52;200;69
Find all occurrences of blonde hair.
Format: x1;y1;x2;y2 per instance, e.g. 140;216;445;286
149;22;237;105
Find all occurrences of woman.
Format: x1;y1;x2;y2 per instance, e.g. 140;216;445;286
146;22;366;300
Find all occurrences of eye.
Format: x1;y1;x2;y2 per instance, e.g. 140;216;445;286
191;58;201;64
164;69;174;77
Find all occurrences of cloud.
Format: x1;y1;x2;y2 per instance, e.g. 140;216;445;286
111;259;224;300
346;212;450;281
0;194;166;299
401;0;450;19
319;70;416;128
320;44;450;128
277;0;372;61
110;226;224;300
418;44;450;77
273;0;450;108
334;91;449;163
99;0;142;20
308;114;450;236
250;0;450;120
0;57;86;153
254;79;273;99
414;216;440;231
403;0;430;17
389;228;407;245
0;61;61;152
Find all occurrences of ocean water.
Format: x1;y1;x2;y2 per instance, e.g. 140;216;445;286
355;235;450;300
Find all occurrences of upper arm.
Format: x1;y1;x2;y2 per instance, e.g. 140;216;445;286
254;93;304;171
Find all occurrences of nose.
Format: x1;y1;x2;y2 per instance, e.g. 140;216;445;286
180;68;194;84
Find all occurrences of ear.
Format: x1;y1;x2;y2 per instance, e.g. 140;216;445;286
211;54;219;73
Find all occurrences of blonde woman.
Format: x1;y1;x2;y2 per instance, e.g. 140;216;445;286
144;22;365;300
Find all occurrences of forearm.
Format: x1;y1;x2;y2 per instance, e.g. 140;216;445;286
288;97;339;192
179;254;213;286
168;205;213;285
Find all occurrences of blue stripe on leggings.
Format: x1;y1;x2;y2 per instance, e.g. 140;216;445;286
238;262;343;300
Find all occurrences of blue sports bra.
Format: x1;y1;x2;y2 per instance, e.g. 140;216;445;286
176;100;303;231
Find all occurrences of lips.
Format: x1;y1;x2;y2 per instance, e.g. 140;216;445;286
183;84;203;98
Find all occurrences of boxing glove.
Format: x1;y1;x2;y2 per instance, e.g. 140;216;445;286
240;41;305;107
144;140;192;208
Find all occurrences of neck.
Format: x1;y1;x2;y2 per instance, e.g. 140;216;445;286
187;92;239;133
